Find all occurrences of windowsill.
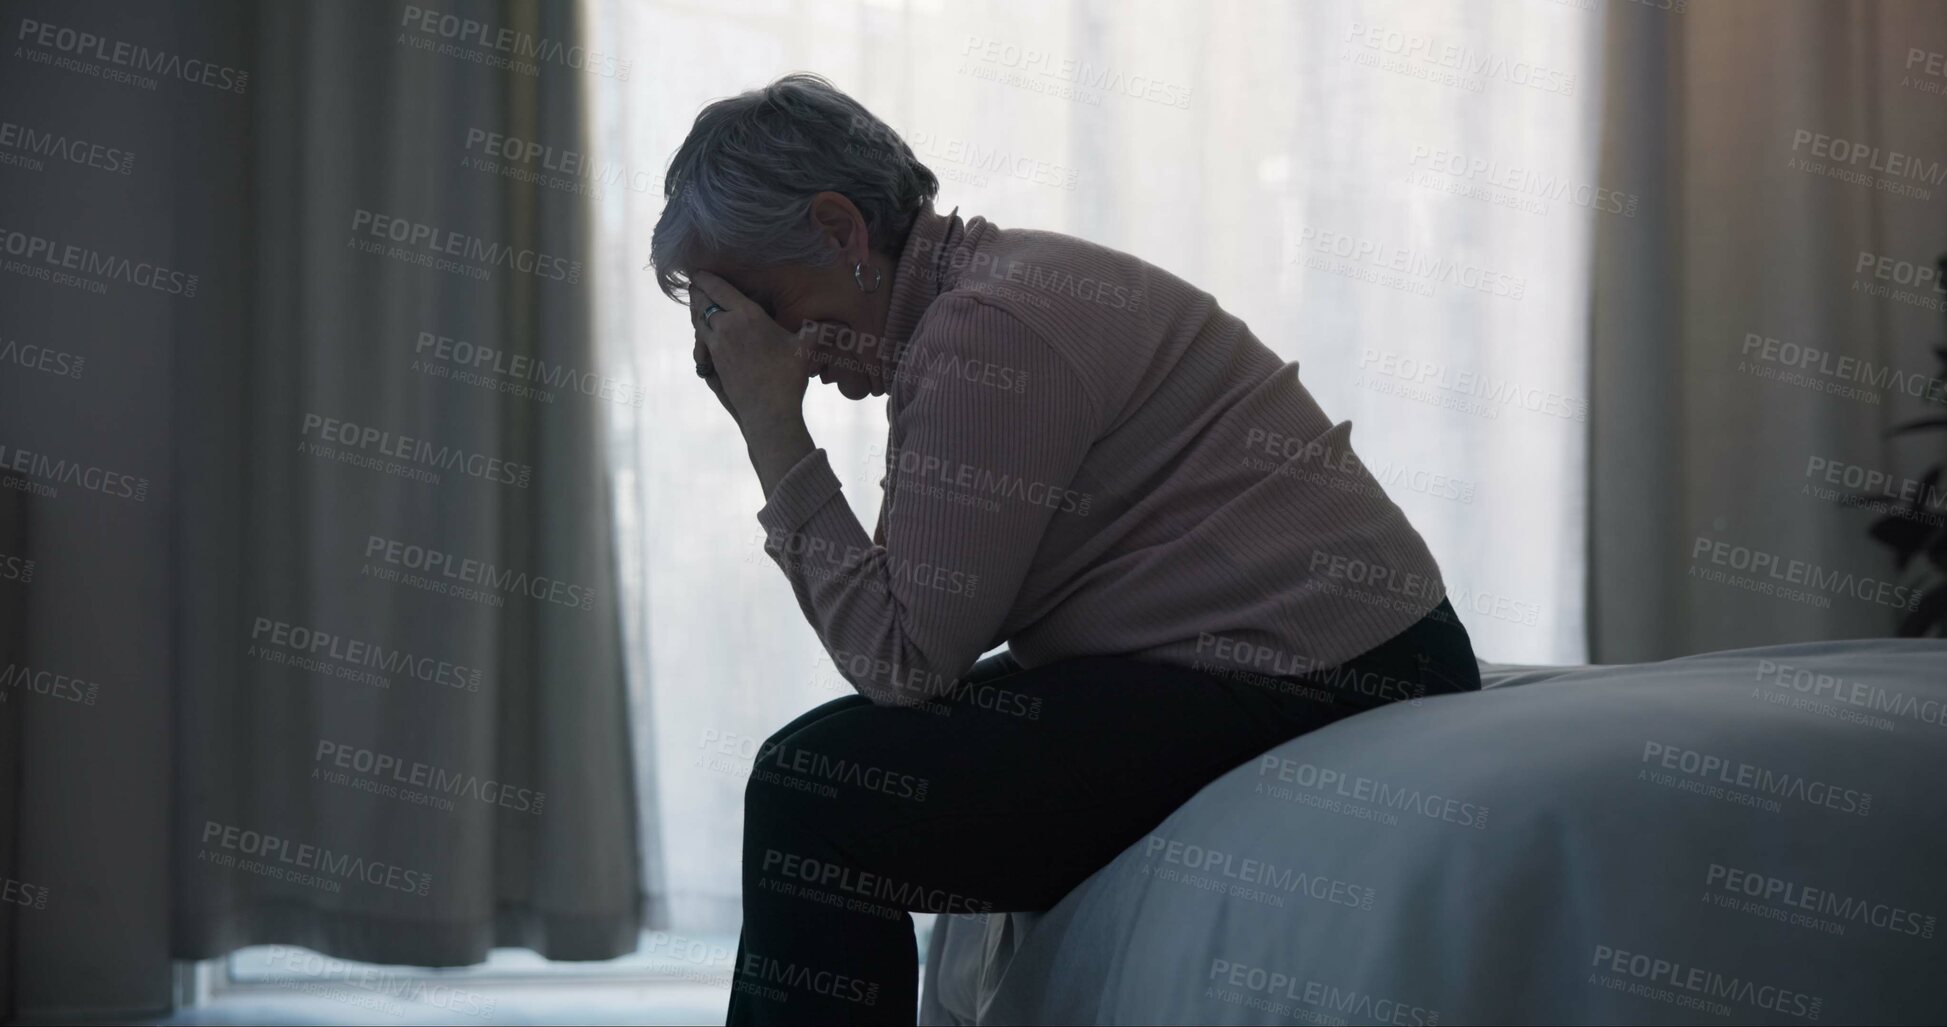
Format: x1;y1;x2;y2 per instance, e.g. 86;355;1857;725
154;923;936;1025
154;977;731;1025
223;930;747;983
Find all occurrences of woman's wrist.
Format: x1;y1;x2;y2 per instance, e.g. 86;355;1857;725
744;410;816;502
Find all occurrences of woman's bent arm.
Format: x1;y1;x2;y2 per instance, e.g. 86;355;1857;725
754;295;1100;706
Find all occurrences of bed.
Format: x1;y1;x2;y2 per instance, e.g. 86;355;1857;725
919;639;1947;1025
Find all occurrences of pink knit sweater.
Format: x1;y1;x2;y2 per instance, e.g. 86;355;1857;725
756;204;1448;707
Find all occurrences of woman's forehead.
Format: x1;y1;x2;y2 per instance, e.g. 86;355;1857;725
714;263;817;300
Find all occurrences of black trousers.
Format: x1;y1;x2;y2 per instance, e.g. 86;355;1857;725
725;600;1480;1025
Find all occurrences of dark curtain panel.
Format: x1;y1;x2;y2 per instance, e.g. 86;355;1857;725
1589;0;1947;659
0;0;649;1017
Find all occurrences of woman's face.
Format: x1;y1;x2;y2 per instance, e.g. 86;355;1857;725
701;256;893;401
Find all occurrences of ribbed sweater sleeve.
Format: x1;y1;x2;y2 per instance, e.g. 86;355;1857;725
755;295;1098;707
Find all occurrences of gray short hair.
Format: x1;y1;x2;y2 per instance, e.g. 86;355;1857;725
649;73;939;302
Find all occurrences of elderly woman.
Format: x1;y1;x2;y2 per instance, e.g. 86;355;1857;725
653;74;1481;1026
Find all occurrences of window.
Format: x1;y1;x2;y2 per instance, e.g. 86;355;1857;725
585;0;1597;941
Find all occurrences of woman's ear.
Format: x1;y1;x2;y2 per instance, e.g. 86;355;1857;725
808;191;870;262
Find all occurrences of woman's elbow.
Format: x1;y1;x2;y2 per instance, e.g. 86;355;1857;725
836;643;968;709
848;660;958;710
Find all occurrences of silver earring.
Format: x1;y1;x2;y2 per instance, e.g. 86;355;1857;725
854;261;883;293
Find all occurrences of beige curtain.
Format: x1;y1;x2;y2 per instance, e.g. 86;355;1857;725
1590;0;1947;660
585;0;1603;935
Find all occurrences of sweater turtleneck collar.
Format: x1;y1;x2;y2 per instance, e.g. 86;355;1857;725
876;203;971;386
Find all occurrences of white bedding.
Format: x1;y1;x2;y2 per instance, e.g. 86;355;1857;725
921;639;1947;1025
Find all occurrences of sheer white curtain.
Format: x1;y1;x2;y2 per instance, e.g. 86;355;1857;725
584;0;1600;933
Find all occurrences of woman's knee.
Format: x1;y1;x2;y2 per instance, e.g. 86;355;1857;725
758;693;872;757
745;696;882;832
